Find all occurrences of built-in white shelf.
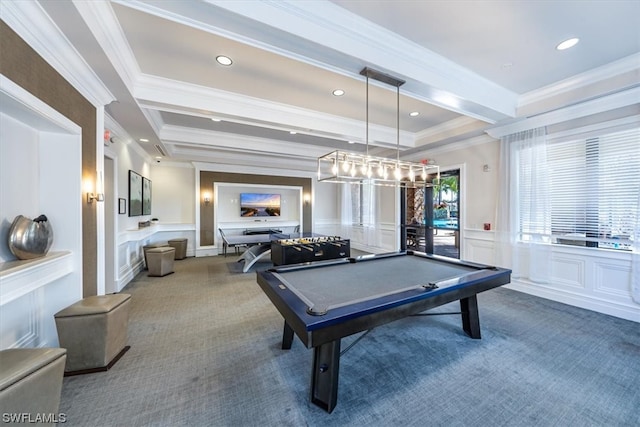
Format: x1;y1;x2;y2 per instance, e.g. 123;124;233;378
0;251;73;306
119;222;196;244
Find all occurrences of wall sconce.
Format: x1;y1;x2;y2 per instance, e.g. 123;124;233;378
203;192;211;205
483;164;491;172
86;172;105;204
303;193;311;205
87;192;105;204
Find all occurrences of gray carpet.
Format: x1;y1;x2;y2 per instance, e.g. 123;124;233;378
58;255;640;426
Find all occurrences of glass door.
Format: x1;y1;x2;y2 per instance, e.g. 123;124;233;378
432;170;460;258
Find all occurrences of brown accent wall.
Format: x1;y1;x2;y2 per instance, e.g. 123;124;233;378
200;171;312;246
1;21;98;297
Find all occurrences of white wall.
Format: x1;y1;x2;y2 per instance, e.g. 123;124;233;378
111;140;154;232
432;139;500;231
151;164;195;223
312;181;340;236
110;138;196;290
0;114;39;262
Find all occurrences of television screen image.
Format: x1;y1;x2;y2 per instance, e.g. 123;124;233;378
240;193;281;217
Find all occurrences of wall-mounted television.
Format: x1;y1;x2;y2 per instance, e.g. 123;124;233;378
240;193;281;217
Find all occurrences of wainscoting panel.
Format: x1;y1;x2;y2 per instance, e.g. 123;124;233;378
117;225;195;291
464;238;496;266
313;220;340;238
593;259;632;298
0;292;39;349
551;256;586;290
461;229;638;322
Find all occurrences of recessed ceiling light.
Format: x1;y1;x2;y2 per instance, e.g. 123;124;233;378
332;89;345;96
289;131;297;135
216;55;233;66
348;140;355;144
211;118;221;122
139;138;149;142
409;111;420;117
556;38;579;51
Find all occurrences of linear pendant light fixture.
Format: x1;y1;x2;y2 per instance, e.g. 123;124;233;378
317;67;439;187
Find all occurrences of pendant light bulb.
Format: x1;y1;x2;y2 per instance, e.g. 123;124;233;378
342;159;350;173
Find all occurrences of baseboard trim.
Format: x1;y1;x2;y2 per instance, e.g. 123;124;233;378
506;281;639;323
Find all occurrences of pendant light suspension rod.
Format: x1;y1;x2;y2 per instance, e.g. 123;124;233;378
317;67;438;187
365;72;369;159
396;84;400;164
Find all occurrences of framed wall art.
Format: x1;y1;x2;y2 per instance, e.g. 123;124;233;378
142;177;152;216
128;170;143;217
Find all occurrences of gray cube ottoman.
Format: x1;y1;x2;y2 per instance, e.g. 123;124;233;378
0;348;66;424
54;294;131;375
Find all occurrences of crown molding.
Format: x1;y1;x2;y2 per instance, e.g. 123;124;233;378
411;134;497;159
1;1;114;107
135;74;416;148
161;125;330;160
119;0;516;122
519;53;640;108
414;116;484;143
105;112;152;162
487;86;640;138
138;108;164;135
72;0;141;94
180;145;319;172
104;113;134;144
208;0;517;120
193;160;317;179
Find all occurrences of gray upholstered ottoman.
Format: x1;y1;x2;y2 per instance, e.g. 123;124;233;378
0;348;66;424
143;243;170;270
147;246;175;276
167;238;188;260
54;294;131;375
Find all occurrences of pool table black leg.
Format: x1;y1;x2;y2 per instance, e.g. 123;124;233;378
282;321;294;349
460;295;481;339
310;340;341;413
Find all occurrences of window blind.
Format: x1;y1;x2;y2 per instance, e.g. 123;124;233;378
545;127;640;250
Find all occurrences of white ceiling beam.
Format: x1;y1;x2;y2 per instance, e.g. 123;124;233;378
136;74;416;148
203;0;517;123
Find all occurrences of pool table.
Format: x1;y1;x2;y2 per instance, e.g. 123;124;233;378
256;251;511;413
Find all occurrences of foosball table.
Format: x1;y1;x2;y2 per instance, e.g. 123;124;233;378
270;236;350;266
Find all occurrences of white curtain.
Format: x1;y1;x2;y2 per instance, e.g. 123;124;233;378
340;184;353;239
363;180;376;226
632;187;640;303
496;127;551;283
363;180;377;247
